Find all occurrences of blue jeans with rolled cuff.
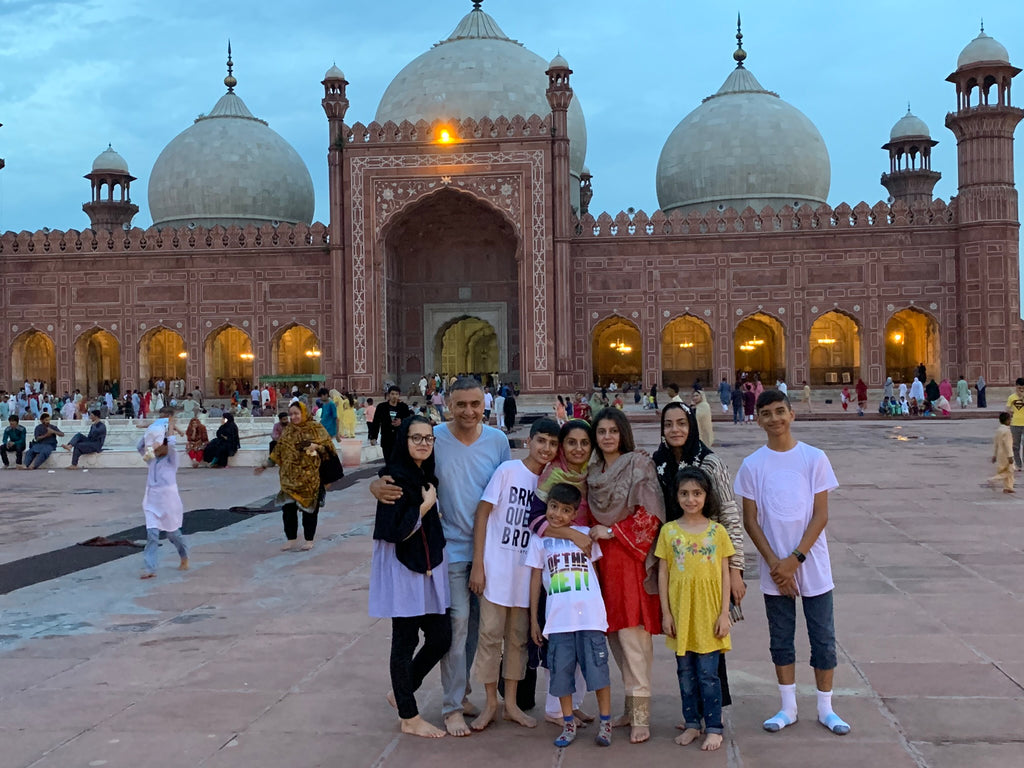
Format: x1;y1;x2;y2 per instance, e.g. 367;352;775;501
676;650;723;734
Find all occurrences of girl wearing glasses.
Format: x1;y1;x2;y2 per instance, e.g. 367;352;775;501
370;415;452;738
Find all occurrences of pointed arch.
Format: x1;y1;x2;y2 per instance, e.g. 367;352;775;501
734;312;786;384
11;329;56;393
270;323;321;377
204;324;253;395
661;314;713;388
808;310;861;385
74;327;121;395
591;314;641;388
433;315;499;384
138;326;186;386
885;307;940;384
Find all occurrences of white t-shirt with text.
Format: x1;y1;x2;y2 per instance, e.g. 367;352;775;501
480;459;539;607
524;527;606;636
733;441;839;597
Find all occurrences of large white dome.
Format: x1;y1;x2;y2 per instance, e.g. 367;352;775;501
375;5;587;204
148;85;314;230
656;65;830;215
957;30;1010;69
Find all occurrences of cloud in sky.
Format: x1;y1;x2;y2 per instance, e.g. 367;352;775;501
0;0;1020;233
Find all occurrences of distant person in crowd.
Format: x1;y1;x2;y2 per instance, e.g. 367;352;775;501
909;377;925;405
1;414;27;468
990;412;1015;494
801;381;812;413
883;377;894;400
743;383;757;422
139;406;189;578
22;412;64;470
976;375;987;408
718;377;731;414
854;379;868;416
955;375;971;408
269;412;288;455
730;385;744;424
180;393;198;420
503;389;519;433
667;384;683;404
340;392;357;438
692;389;714;447
776;378;788;395
186;414;209;468
318;388;338;440
364;397;376;424
939;378;953;403
369;386;412;460
63;409;106;469
201;412;240;467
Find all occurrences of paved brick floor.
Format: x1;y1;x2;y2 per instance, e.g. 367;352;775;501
0;416;1021;767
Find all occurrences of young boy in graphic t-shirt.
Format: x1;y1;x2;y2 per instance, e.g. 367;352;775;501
468;418;560;731
527;483;613;749
734;390;850;736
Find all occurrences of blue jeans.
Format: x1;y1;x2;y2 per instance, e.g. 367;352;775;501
763;591;837;669
676;651;722;734
732;403;743;424
143;528;188;573
440;561;480;716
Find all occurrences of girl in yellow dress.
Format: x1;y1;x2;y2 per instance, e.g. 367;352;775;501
655;466;734;752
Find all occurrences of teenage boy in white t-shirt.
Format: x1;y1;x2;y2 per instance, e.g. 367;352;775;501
733;390;850;736
527;482;613;749
469;417;559;731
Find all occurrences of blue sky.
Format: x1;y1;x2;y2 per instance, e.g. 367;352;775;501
0;0;1021;233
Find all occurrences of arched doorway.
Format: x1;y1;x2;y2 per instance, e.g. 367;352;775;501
808;311;861;385
592;316;641;387
886;308;939;384
383;188;519;386
11;330;56;393
734;313;786;384
204;325;253;396
661;315;713;389
271;324;321;377
138;327;186;386
434;316;499;382
74;328;120;395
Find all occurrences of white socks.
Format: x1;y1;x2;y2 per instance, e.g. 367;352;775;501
780;684;798;720
817;690;851;734
816;689;833;721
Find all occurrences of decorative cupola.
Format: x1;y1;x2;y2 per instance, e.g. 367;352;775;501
881;106;941;205
82;144;139;231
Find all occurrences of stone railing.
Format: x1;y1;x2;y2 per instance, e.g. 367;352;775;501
574;199;957;238
341;114;551;145
0;222;329;255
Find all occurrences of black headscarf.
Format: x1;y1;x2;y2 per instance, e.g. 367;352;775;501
217;412;240;453
372;416;444;573
651;402;714;521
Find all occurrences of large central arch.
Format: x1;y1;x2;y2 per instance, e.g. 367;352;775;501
74;327;120;395
734;313;786;384
382;188;520;386
592;315;642;387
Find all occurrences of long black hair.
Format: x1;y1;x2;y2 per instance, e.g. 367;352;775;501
659;402;710;466
671;465;721;521
387;415;438;487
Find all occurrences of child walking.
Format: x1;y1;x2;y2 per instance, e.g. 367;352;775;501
734;390;850;736
468;418;560;730
527;483;613;748
990;412;1015;494
655;466;734;751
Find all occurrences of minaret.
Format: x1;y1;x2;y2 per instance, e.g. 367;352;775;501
82;144;139;231
881;107;941;205
322;62;350;390
546;52;575;388
945;24;1023;223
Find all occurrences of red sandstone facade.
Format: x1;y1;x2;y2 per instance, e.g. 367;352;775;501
1;40;1021;396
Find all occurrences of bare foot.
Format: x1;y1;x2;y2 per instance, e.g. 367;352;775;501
612;712;631;728
445;711;472;737
65;465;79;470
573;708;595;723
461;697;480;717
299;541;314;551
401;715;446;739
470;702;499;731
178;558;189;571
502;704;537;728
386;691;397;710
280;540;297;551
674;728;700;746
630;725;650;744
139;572;156;580
701;733;723;751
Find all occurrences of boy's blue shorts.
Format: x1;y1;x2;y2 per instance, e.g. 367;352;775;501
547;630;610;697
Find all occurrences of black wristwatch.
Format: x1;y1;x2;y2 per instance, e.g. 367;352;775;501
791;548;806;563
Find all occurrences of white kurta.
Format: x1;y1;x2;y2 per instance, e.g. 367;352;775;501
142;427;184;531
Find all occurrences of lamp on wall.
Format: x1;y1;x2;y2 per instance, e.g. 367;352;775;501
678;341;694;348
816;338;836;345
304;348;321;358
177;351;188;359
239;352;254;361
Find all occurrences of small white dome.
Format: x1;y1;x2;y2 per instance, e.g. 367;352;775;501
376;5;587;195
890;110;931;140
324;64;345;80
92;144;130;173
957;30;1010;69
148;89;314;229
548;53;569;70
656;65;830;215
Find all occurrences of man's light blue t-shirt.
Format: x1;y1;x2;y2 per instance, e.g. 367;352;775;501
434;423;511;563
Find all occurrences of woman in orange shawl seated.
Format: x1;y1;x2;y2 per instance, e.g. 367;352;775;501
185;415;209;469
254;401;337;551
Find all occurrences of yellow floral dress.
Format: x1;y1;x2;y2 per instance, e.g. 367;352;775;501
654;520;735;655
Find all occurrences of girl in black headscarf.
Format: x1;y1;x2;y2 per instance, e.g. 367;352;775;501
651;402;746;713
202;412;241;467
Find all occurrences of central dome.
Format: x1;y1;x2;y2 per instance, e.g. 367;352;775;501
148;70;314;230
656;60;830;215
376;4;587;204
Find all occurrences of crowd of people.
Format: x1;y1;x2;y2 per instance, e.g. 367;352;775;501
368;377;851;749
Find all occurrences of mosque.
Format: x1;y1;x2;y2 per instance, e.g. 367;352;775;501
1;2;1021;397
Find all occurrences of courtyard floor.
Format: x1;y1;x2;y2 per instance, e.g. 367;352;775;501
0;416;1021;767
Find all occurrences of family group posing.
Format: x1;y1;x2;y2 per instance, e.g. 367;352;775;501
368;378;849;750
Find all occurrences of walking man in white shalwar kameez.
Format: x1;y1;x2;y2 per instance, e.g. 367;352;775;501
139;406;189;579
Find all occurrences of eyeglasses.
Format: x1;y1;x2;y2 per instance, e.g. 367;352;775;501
408;434;436;445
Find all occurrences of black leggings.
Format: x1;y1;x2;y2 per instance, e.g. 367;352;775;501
282;500;319;541
391;613;452;719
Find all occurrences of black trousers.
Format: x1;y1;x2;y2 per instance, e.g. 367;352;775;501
282;500;319;541
69;435;102;466
391;613;452;719
0;446;23;466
